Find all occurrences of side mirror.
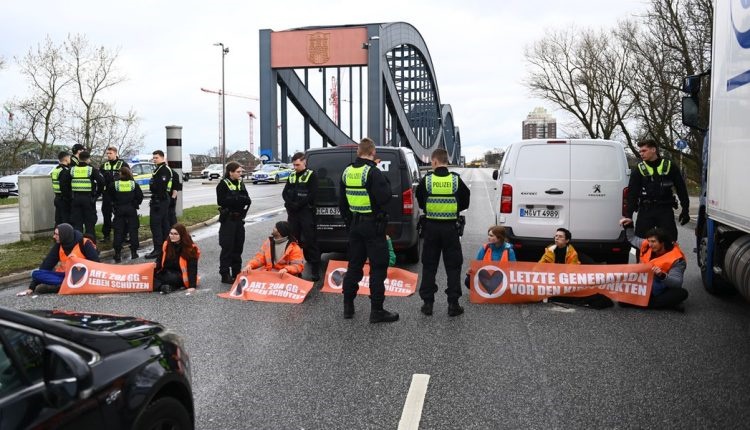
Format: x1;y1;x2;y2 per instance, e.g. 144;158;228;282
681;96;706;131
44;344;93;408
492;170;499;180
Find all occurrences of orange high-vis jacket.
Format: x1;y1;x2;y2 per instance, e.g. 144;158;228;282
161;241;201;288
539;244;580;264
56;238;96;272
639;241;685;272
247;238;305;275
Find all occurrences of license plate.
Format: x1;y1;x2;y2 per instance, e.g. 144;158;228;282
520;208;559;218
0;188;9;195
317;207;340;216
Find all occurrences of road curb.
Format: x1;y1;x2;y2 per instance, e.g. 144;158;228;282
0;214;220;288
0;204;19;209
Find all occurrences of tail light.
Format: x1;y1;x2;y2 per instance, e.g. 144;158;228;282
622;187;628;216
500;184;513;213
403;188;414;215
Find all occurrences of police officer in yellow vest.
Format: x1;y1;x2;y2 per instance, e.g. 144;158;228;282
100;146;129;242
282;152;321;281
415;148;470;317
60;150;104;241
626;139;690;241
50;151;72;226
216;161;251;284
338;138;397;323
145;150;173;259
110;166;143;262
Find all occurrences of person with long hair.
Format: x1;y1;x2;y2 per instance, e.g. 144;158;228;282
216;161;251;284
154;223;200;294
241;221;304;277
111;166;143;262
465;225;516;288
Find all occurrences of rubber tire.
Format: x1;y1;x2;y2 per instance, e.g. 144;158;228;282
275;175;280;184
403;237;421;264
133;397;192;430
698;223;734;295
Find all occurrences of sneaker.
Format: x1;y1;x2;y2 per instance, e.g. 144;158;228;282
343;301;355;319
420;302;433;316
369;309;399;323
448;303;464;317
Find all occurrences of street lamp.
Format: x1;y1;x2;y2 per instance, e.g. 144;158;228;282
214;42;229;171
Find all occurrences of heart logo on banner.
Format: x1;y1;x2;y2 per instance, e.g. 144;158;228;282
232;278;247;296
68;264;88;289
329;269;346;289
477;269;504;295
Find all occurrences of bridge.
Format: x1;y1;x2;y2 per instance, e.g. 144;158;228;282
259;22;461;164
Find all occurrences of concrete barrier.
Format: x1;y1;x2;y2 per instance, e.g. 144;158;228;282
19;175;54;241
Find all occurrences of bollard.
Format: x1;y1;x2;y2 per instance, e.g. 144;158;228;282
166;125;184;217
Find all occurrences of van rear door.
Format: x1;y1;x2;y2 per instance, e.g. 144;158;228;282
511;141;570;238
307;150;354;245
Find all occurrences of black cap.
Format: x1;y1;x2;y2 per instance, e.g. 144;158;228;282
71;144;85;153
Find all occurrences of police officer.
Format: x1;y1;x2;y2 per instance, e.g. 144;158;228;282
63;151;104;241
626;139;690;241
110;166;143;262
217;161;251;284
70;143;85;166
50;151;71;226
416;148;470;317
168;167;182;228
338;138;397;323
282;152;321;281
145;150;173;259
100;146;129;242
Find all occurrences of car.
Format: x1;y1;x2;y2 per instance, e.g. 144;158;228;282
493;138;630;263
304;145;422;263
251;163;293;184
0;306;194;429
201;164;223;180
0;159;59;198
130;162;156;189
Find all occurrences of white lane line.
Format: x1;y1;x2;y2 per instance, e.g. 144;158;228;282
398;374;430;430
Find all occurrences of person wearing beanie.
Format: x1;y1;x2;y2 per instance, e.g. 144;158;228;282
241;221;305;277
16;223;100;296
70;143;85;165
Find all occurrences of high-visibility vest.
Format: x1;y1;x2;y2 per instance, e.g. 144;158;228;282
102;160;123;173
70;165;93;192
223;178;243;191
480;244;510;262
50;165;66;194
637;159;671;177
289;169;313;184
114;180;135;192
639;241;685;273
425;173;458;220
247;239;305;275
161;241;201;288
56;237;95;272
342;165;372;213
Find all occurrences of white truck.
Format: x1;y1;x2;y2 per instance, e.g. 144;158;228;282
682;1;750;298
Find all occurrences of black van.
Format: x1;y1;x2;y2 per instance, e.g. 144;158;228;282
305;145;422;262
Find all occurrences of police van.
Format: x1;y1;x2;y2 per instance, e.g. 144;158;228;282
493;138;630;263
305;145;422;263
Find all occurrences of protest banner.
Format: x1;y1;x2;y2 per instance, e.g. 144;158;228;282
320;260;417;296
218;271;314;304
468;261;653;306
58;257;155;294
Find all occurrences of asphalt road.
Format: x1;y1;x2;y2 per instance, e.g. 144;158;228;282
2;169;750;429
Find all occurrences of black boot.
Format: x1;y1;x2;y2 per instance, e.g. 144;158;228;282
113;250;122;263
448;302;464;317
144;250;161;259
420;302;433;316
221;273;235;285
343;300;355;319
370;309;399;323
310;264;321;282
131;250;139;259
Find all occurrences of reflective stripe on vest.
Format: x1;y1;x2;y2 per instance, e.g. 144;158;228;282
161;242;201;288
342;165;372;213
289;169;313;184
70;166;93;192
637;159;671;177
102;160;123;172
114;180;135;192
50;166;65;194
223;178;243;191
425;173;458;220
639;241;685;273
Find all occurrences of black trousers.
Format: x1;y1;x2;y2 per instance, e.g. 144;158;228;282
154;269;184;291
419;221;463;304
342;219;388;310
113;206;139;252
219;217;245;276
149;199;170;253
648;287;689;309
53;195;70;226
70;193;97;240
169;198;177;227
101;194;114;238
288;208;320;265
636;204;678;241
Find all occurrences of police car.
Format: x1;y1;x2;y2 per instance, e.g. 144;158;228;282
251;164;292;184
130;162;156;188
0;160;58;198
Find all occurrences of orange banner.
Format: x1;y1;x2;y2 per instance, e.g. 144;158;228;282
321;260;418;296
59;257;155;294
217;271;314;304
271;27;368;68
468;261;653;306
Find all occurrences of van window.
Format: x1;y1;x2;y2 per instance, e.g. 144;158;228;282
403;151;420;184
570;145;622;180
376;151;401;192
514;145;568;179
308;152;353;206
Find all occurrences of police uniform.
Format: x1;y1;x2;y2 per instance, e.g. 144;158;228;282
110;179;143;261
64;162;104;240
100;158;129;241
216;177;251;282
339;157;396;322
282;168;321;280
168;168;182;227
147;162;173;257
626;157;690;240
50;163;71;225
415;166;471;311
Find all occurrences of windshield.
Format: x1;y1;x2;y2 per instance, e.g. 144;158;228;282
260;165;278;172
206;164;222;170
20;164;56;175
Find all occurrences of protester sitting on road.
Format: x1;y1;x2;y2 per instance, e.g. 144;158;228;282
241;221;304;277
154;223;200;294
465;226;516;288
16;223;99;296
620;218;689;310
539;228;580;264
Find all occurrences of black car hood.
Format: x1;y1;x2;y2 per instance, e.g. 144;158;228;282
26;310;164;340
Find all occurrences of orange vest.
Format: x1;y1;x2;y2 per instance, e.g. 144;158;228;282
248;239;305;275
640;241;685;272
161;242;201;288
56;238;95;272
480;244;509;262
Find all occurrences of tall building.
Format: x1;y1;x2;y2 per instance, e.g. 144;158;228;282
522;107;557;139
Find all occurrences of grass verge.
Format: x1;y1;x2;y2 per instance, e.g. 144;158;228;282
0;197;18;206
0;204;219;277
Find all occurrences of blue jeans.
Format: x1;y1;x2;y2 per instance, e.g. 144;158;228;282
31;270;65;287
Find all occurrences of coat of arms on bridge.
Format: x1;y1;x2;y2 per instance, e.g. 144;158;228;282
307;32;330;64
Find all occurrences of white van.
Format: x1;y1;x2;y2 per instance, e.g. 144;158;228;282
493;139;630;263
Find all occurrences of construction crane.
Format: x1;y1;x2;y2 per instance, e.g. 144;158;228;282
200;88;259;157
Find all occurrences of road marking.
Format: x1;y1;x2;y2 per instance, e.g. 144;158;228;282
398;374;430;430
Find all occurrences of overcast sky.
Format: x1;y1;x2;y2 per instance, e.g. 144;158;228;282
0;0;647;165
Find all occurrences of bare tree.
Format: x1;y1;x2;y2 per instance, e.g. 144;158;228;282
0;103;34;170
96;108;144;159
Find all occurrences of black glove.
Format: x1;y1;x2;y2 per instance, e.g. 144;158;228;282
679;210;690;225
